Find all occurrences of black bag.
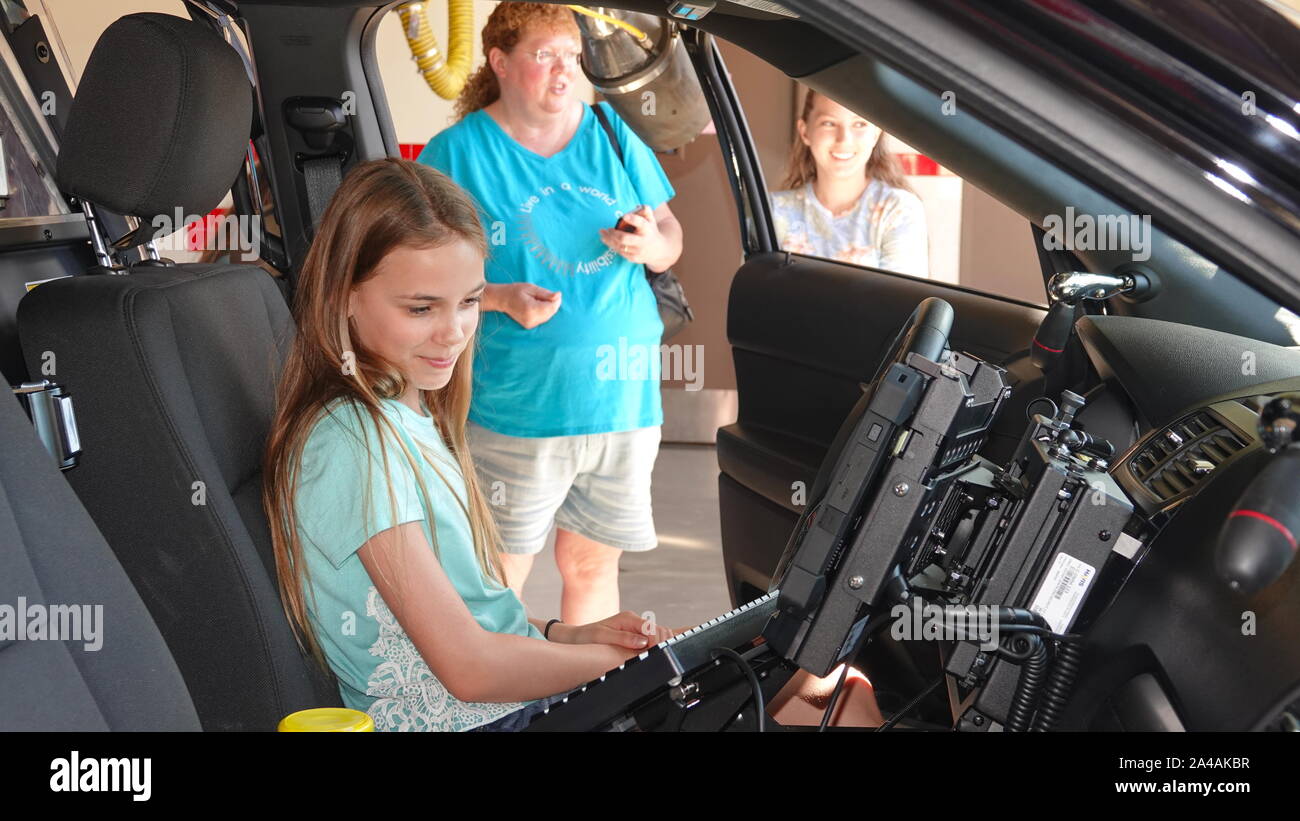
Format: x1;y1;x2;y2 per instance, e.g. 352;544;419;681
591;103;694;340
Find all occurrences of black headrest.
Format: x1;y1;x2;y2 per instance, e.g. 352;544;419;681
56;13;252;223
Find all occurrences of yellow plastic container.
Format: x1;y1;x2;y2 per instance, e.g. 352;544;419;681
278;708;374;732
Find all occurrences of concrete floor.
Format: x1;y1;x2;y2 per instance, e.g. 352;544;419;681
519;443;733;629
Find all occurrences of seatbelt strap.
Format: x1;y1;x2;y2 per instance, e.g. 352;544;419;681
216;14;257;88
303;155;343;229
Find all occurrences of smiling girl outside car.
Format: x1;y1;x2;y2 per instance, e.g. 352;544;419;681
773;89;930;277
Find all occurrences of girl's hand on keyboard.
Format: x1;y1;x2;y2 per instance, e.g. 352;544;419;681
564;611;675;650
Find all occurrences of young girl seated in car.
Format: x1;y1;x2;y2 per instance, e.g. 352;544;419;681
262;158;674;731
262;157;881;731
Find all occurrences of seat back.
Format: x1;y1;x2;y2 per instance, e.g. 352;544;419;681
17;12;339;729
0;389;200;731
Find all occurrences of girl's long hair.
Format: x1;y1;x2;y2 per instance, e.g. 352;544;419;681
262;157;503;664
453;2;581;121
780;88;912;193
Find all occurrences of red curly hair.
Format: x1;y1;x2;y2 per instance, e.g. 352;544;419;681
454;3;582;121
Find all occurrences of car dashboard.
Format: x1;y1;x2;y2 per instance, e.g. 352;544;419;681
1063;316;1300;730
758;311;1300;732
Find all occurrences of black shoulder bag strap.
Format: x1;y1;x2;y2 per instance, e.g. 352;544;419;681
589;103;694;338
591;102;625;164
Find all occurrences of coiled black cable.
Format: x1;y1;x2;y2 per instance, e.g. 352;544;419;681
1005;634;1049;732
1032;638;1083;731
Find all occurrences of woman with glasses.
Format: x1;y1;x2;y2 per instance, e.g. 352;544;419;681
418;3;683;628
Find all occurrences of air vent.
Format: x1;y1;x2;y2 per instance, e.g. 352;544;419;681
1128;411;1248;503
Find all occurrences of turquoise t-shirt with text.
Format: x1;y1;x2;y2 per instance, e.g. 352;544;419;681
293;396;543;731
419;103;675;437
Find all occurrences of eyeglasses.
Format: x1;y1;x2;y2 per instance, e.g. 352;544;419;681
523;48;582;67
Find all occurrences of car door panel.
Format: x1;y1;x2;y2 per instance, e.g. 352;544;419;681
719;251;1045;604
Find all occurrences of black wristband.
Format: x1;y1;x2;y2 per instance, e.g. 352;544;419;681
544;619;562;640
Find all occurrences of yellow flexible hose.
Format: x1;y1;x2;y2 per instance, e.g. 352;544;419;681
566;5;652;48
398;0;474;100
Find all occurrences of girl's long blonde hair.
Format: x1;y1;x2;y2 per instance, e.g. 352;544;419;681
262;157;504;664
780;88;912;193
453;2;581;121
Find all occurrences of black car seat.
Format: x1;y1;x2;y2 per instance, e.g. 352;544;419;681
0;390;200;730
16;13;339;730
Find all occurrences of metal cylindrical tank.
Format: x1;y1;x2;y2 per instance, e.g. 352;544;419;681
575;9;710;151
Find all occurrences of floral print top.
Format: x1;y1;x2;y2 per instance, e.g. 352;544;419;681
771;180;929;278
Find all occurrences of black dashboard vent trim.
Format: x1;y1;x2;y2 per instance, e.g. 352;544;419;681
1128;410;1248;505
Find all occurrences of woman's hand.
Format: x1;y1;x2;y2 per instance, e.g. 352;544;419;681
484;282;562;329
600;205;674;270
552;610;677;650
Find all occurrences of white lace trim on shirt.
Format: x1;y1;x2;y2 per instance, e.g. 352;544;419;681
363;586;527;731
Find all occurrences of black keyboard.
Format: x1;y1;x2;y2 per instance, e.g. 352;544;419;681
525;592;779;731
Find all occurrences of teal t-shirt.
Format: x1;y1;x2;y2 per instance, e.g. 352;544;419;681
418;103;675;437
293;396;543;731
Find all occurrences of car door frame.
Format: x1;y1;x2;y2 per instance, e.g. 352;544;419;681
679;22;1059;610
